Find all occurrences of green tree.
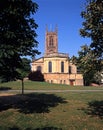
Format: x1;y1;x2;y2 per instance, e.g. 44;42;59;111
0;0;40;82
28;71;44;82
80;0;103;62
17;58;31;94
70;55;78;65
93;71;102;85
77;45;98;85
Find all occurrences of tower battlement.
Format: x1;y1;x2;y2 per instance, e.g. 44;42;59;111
45;26;58;56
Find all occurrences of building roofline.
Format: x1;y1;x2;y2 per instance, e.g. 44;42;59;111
32;57;44;62
44;52;69;58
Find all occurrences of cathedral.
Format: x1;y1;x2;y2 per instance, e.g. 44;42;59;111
31;27;83;86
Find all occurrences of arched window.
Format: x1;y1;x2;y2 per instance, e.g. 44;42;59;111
49;36;53;46
48;61;52;73
69;66;72;74
37;66;42;72
61;61;64;73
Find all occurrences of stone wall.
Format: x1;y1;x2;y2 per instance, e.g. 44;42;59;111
44;73;83;86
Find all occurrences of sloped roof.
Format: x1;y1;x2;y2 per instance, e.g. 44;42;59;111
32;57;44;63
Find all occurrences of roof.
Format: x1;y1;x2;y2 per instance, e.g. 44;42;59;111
32;57;44;63
44;52;69;58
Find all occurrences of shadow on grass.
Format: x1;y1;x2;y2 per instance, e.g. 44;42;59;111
0;93;67;114
0;86;11;91
81;100;103;119
34;127;62;130
8;126;62;130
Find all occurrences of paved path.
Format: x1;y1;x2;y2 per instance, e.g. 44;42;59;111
0;89;103;94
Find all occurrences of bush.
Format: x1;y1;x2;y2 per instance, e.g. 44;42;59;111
28;71;44;81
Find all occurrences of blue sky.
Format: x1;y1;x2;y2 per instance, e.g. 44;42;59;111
34;0;90;58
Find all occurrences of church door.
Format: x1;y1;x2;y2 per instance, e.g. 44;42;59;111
70;80;74;86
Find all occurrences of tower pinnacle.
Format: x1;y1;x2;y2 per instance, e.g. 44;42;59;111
45;25;58;55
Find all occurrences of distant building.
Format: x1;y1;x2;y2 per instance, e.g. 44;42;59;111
31;27;83;86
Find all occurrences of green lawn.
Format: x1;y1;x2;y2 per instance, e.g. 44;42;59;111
0;81;103;130
0;80;103;90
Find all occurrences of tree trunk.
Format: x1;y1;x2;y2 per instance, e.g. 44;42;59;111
21;79;24;95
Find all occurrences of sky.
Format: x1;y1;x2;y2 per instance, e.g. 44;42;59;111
33;0;90;58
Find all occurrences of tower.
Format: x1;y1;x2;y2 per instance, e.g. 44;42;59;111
45;26;58;55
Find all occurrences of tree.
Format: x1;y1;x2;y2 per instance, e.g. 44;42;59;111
70;55;78;65
0;53;21;82
93;71;102;85
77;44;100;85
17;58;31;94
0;0;40;82
80;0;103;64
28;71;44;82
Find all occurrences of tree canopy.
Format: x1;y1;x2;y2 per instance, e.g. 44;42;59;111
77;45;98;85
79;0;103;85
0;0;40;81
80;0;103;59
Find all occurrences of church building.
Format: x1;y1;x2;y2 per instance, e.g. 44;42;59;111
31;27;83;86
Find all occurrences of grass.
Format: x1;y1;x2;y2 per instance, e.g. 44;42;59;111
0;80;103;90
0;81;103;130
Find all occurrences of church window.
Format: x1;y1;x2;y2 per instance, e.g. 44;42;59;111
48;61;52;73
49;36;53;46
69;66;72;74
60;80;62;84
77;67;81;73
51;80;53;83
37;66;42;72
64;80;66;84
61;61;64;73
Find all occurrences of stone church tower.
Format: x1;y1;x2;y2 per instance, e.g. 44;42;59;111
31;26;84;86
45;26;58;55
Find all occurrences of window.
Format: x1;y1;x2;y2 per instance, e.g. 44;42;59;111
64;80;66;84
51;80;53;83
77;67;81;73
37;66;42;72
47;80;49;83
69;66;72;74
49;36;53;46
61;61;64;73
60;80;62;84
48;61;52;73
